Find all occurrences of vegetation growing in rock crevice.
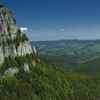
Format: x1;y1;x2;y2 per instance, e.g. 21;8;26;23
0;29;29;48
12;29;29;48
0;53;35;74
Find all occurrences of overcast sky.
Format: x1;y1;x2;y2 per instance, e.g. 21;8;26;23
1;0;100;41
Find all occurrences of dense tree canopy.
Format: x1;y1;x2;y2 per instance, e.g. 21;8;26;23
0;54;100;100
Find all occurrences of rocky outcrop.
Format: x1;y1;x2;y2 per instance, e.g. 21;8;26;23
0;6;17;43
0;47;4;64
4;68;18;76
4;44;17;58
17;41;33;56
0;5;34;64
0;41;33;64
22;63;29;72
32;46;37;53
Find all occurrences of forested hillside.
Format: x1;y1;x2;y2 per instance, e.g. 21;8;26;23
0;56;100;100
77;58;100;74
32;40;100;68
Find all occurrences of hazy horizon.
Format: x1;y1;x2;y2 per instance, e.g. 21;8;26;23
32;39;100;42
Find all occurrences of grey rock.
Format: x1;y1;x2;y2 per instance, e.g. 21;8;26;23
0;47;4;64
4;68;18;76
32;46;37;53
17;41;33;56
0;7;17;35
0;41;33;64
0;6;34;64
4;45;17;58
22;63;29;72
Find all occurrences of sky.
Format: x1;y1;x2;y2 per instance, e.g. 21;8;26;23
1;0;100;41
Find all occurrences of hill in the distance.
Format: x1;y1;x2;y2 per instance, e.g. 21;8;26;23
77;58;100;74
31;39;100;68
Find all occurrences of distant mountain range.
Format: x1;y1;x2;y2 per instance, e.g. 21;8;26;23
31;39;100;69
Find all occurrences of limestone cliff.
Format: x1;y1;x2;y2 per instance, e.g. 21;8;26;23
0;5;34;64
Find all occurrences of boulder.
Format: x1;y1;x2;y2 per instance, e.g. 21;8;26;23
4;68;18;76
22;63;29;72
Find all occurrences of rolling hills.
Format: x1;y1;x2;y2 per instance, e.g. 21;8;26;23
77;58;100;74
32;39;100;68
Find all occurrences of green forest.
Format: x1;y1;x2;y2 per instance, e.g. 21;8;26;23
0;53;100;100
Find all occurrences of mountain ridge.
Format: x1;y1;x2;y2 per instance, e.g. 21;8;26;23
31;39;100;68
0;5;34;64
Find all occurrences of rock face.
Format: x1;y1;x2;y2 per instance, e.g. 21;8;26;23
0;5;17;40
32;46;37;53
4;44;17;58
0;5;33;64
17;41;33;56
0;47;4;64
22;63;29;72
4;68;18;76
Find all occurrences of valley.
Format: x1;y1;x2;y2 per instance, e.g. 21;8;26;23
32;40;100;69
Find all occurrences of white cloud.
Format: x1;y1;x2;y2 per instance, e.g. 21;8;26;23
20;27;28;32
60;29;64;32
